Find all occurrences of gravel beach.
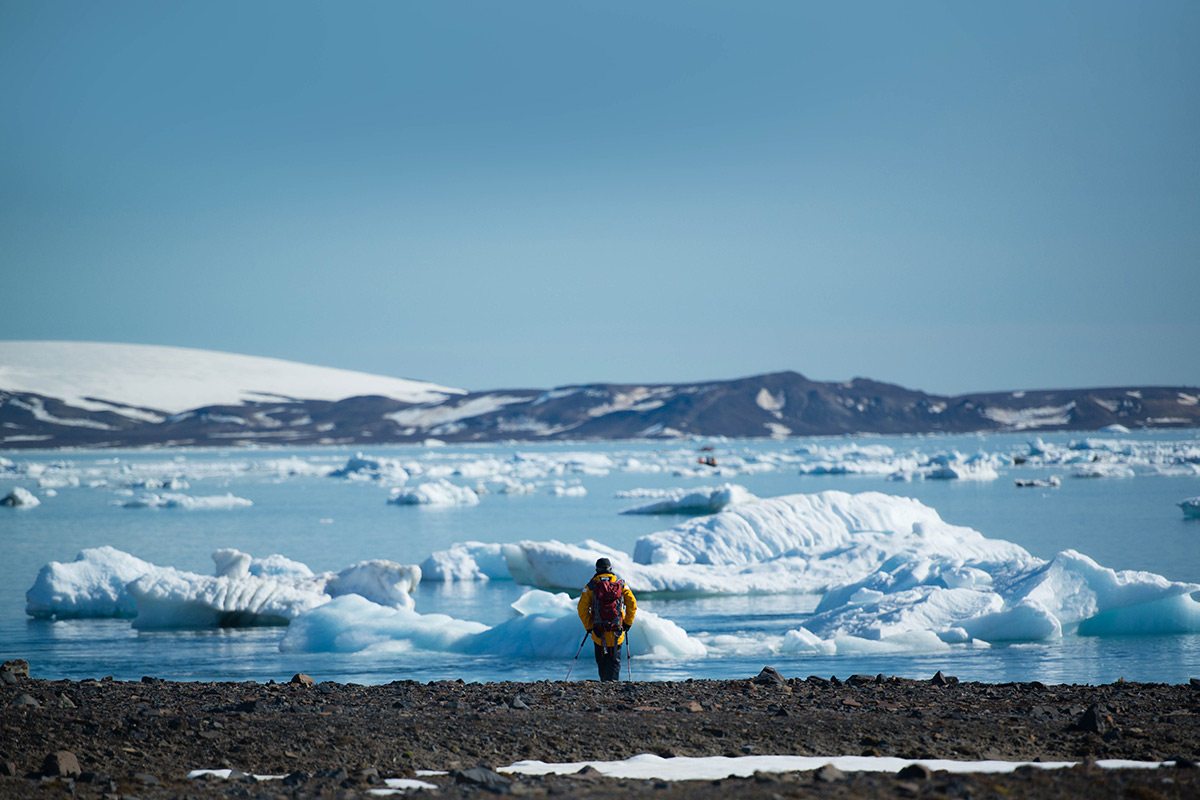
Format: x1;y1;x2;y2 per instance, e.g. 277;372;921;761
2;660;1198;798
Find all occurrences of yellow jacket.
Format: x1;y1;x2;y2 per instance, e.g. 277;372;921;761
577;572;637;646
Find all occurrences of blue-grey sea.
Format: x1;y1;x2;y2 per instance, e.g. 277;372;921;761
2;430;1198;685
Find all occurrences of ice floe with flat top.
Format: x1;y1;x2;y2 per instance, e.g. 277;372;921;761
25;547;420;626
388;479;479;506
618;484;756;515
280;589;706;659
115;492;253;510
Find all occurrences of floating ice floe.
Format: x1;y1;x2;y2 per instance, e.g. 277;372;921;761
418;490;1200;649
330;452;411;483
26;547;421;627
388;479;479;506
1071;463;1136;479
280;589;706;659
1014;476;1060;488
1;486;41;507
888;452;1001;482
115;492;253;510
618;484;756;515
1180;497;1200;518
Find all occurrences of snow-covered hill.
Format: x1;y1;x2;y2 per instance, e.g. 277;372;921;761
2;341;1198;449
0;342;465;413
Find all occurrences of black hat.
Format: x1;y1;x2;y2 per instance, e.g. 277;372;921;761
595;558;612;573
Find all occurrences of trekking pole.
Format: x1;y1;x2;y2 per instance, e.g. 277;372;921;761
625;627;633;682
565;630;590;681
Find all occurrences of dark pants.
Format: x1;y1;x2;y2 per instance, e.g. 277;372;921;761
594;642;622;681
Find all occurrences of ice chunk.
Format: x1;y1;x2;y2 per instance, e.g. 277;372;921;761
325;560;420;610
330;452;410;483
1178;497;1200;518
388;479;479;506
420;542;512;581
281;589;706;659
1;486;41;507
619;484;756;515
116;492;253;510
26;546;154;619
127;567;327;629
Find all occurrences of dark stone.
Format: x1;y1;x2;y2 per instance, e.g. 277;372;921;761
1;659;30;677
930;670;958;685
55;694;76;709
847;674;875;685
813;764;845;782
455;765;513;792
282;772;309;786
232;700;261;713
0;762;17;777
41;751;81;778
1075;704;1110;734
134;773;160;785
806;676;829;686
1190;678;1200;689
898;763;933;780
12;693;40;708
0;671;18;686
752;667;787;686
1170;756;1197;769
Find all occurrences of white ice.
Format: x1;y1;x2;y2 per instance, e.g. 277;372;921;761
388;479;479;506
501;753;1172;781
115;492;253;510
281;589;706;659
26;547;420;626
1181;497;1200;518
619;484;756;515
1;486;41;507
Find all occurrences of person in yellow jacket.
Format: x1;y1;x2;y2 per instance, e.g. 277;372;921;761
577;557;637;681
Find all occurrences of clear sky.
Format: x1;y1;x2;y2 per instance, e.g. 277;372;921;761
3;1;1197;395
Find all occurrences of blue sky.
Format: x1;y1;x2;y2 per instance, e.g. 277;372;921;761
3;1;1197;394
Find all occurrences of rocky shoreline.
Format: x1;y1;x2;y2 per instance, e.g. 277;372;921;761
3;659;1199;798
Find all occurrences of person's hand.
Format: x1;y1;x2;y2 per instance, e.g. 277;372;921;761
622;624;630;632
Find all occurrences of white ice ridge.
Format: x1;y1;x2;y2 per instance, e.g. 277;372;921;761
618;484;757;515
501;754;1174;781
420;490;1200;647
0;341;464;414
25;547;421;627
280;589;706;659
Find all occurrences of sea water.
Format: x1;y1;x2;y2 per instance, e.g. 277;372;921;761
2;430;1198;684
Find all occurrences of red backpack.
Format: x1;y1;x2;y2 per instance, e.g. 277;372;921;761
588;576;626;634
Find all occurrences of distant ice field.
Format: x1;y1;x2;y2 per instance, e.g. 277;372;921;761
2;430;1198;685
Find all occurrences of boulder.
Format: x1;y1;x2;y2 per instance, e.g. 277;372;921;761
752;666;787;686
1;659;30;677
454;766;512;792
898;763;933;780
813;764;845;782
42;751;81;778
290;673;316;687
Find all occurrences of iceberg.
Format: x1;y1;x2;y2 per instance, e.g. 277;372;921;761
388;479;479;506
1;486;41;507
26;546;154;619
280;589;706;659
115;492;253;510
619;484;756;515
26;548;421;626
1178;496;1200;518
